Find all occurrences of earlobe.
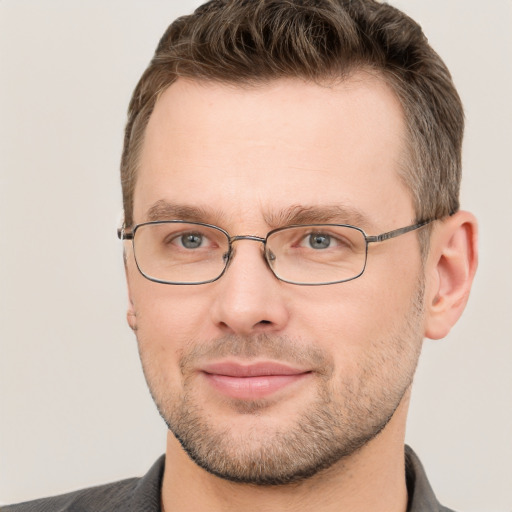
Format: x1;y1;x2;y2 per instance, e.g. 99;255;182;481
124;249;138;332
424;211;478;340
127;305;137;331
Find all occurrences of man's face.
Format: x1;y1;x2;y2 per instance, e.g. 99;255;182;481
125;75;426;485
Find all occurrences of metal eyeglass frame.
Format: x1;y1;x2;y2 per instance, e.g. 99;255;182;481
117;218;434;286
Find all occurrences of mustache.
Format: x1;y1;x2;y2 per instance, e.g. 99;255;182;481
179;333;334;377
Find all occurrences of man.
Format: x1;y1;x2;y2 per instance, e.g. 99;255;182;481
5;0;478;510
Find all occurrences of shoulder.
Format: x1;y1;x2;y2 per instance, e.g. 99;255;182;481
1;478;139;512
2;456;165;512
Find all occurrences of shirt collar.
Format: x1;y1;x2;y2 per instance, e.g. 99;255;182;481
134;447;453;512
405;445;455;512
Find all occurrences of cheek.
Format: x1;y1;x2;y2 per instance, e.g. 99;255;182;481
134;286;215;343
293;256;423;357
126;259;216;368
133;290;213;394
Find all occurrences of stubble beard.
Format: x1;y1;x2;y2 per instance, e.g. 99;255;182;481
137;283;425;486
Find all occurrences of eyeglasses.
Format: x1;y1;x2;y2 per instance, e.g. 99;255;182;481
118;219;432;286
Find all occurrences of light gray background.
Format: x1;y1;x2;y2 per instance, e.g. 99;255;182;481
1;1;511;510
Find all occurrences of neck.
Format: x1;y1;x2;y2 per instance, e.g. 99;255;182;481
161;394;411;512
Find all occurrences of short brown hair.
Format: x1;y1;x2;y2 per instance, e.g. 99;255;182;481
121;0;464;230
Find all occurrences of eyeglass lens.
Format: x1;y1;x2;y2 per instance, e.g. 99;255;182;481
132;222;368;285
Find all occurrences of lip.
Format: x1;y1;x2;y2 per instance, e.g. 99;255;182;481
200;361;311;400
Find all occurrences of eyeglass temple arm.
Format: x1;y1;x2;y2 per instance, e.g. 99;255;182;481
365;219;432;244
117;227;133;240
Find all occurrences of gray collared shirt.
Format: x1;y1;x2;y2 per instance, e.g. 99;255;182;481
3;446;455;511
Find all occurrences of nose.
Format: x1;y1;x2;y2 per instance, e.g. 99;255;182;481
209;239;290;336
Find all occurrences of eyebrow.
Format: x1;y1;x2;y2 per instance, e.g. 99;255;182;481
263;204;373;230
145;200;222;224
144;200;373;230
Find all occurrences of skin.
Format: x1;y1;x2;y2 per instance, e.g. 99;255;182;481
124;74;478;511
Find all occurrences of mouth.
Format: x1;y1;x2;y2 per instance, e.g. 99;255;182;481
200;361;312;400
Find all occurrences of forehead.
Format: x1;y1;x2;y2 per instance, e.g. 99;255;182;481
135;75;412;230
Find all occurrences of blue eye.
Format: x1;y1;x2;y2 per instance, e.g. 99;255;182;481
308;233;331;249
180;233;204;249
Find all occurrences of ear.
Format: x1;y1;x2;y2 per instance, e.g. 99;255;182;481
123;248;138;332
424;211;478;340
